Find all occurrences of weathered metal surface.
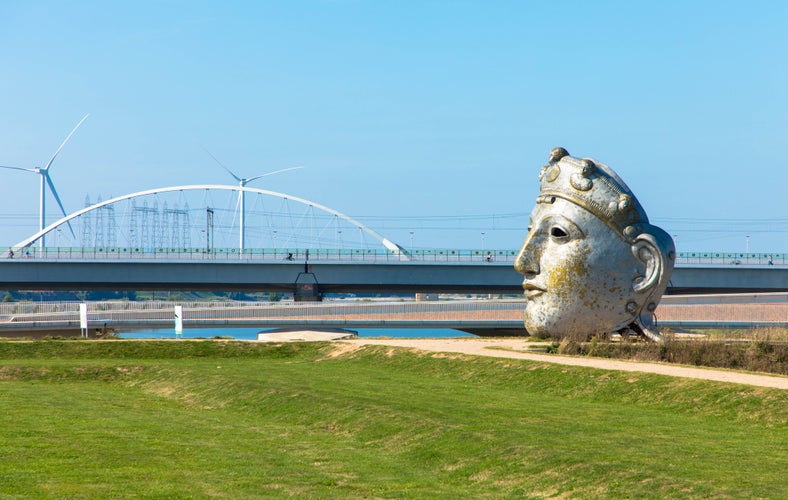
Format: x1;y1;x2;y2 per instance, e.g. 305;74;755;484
515;148;676;341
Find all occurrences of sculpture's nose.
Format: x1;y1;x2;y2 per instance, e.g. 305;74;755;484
514;230;543;275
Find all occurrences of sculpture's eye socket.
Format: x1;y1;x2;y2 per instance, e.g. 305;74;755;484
550;226;569;240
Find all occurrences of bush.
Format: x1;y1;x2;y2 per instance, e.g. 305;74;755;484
566;329;788;375
556;338;582;355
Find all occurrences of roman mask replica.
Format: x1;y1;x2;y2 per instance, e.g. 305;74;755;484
514;148;675;341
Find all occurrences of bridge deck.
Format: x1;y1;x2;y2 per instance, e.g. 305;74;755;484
1;258;787;294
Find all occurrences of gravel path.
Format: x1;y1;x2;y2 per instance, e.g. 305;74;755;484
343;338;788;389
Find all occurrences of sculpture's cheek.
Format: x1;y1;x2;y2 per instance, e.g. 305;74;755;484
524;244;591;336
546;244;590;303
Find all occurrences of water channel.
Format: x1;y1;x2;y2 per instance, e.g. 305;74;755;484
120;327;473;340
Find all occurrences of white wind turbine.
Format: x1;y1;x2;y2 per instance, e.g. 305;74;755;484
1;114;89;249
203;149;302;251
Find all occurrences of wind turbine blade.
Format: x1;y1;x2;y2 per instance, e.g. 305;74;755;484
43;113;90;171
45;174;76;238
245;166;304;184
202;146;242;182
0;165;38;173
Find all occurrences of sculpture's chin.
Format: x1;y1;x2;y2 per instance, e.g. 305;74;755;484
524;287;648;339
524;308;623;339
523;324;545;337
523;312;551;337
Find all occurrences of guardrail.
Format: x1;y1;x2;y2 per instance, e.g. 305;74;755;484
2;247;787;266
675;252;786;266
3;247;519;263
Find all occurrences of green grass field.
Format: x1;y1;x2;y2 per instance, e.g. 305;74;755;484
1;340;786;498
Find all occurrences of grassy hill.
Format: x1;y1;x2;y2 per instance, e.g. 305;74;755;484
1;340;786;498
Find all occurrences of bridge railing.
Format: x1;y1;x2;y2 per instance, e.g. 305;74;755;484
3;246;521;263
3;247;788;266
675;252;786;266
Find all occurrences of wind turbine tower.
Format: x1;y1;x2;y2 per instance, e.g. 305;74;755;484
203;149;302;251
0;114;89;248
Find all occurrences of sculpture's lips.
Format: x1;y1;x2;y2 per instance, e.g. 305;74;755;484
522;282;545;299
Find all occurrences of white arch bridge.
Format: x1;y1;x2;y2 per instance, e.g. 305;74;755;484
5;183;788;299
13;184;406;255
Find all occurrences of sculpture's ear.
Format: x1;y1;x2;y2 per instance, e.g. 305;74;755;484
631;233;664;294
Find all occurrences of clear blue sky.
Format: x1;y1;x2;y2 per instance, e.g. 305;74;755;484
1;0;787;252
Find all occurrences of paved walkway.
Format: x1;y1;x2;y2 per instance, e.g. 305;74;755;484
342;338;788;390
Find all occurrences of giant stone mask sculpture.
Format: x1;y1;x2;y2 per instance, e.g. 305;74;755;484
514;148;675;341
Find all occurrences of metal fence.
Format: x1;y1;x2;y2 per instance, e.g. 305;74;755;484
3;247;519;263
4;246;787;266
0;299;526;326
675;252;786;266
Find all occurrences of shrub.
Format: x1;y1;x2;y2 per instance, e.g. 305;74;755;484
567;329;788;375
557;338;582;355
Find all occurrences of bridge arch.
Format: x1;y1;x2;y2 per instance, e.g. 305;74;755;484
13;184;406;254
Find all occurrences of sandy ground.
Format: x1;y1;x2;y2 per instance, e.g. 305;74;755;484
257;329;357;342
338;337;788;390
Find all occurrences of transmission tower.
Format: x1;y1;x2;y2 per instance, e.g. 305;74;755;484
132;200;160;248
95;195;105;247
105;202;117;248
130;200;138;247
182;201;191;247
161;202;170;247
166;203;181;247
82;194;92;247
152;199;160;248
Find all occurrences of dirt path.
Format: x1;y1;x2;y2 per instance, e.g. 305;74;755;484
342;338;788;389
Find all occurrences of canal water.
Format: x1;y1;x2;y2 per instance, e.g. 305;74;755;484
120;327;473;340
